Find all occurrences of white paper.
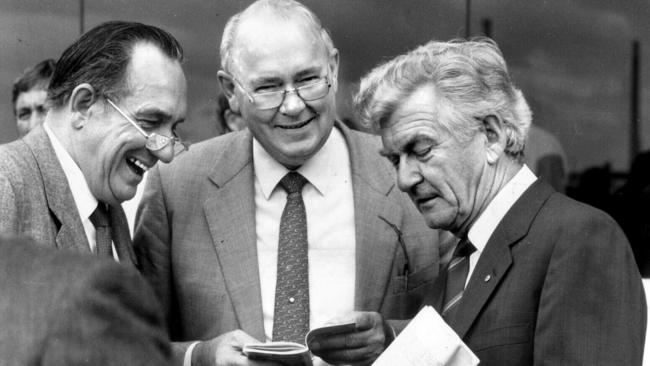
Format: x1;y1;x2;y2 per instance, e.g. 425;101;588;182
373;306;479;366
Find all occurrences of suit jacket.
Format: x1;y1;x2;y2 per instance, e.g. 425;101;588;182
134;122;446;363
0;126;137;265
425;179;646;365
0;235;171;366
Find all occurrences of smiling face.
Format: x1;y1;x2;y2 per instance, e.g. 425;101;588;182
380;84;488;234
76;42;187;205
227;11;338;169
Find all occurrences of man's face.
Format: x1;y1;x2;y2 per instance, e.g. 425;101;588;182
229;13;338;169
77;42;187;205
381;84;486;233
15;87;48;137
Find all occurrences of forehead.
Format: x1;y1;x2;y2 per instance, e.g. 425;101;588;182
232;12;329;79
121;42;187;115
16;89;48;107
383;84;447;143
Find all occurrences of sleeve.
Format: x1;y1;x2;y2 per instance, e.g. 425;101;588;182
0;173;20;236
534;213;646;365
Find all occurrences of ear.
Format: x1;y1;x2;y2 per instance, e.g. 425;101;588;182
69;83;97;129
217;71;240;113
224;109;246;132
481;115;507;165
328;48;340;92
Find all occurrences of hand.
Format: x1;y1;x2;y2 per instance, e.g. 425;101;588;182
192;329;283;366
308;312;390;366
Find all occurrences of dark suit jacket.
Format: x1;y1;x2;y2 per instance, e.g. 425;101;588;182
426;180;647;365
0;236;170;366
134;122;448;363
0;126;137;265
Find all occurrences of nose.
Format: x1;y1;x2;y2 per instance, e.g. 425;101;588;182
150;143;175;164
396;156;422;193
278;90;306;116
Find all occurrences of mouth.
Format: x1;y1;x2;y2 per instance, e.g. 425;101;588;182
276;116;316;130
414;195;438;209
126;156;152;177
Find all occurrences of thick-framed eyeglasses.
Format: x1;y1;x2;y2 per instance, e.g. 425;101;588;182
105;97;189;155
232;74;331;110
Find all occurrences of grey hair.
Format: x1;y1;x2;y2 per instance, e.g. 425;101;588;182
219;0;335;76
354;37;531;158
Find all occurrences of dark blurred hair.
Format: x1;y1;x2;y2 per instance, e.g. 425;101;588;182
12;59;56;113
47;20;183;108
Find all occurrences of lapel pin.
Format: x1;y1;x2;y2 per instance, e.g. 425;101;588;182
484;274;492;282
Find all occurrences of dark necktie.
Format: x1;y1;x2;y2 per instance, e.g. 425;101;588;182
441;237;476;323
272;172;310;343
89;203;113;257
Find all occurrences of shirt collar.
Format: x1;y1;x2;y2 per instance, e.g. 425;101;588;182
253;127;349;200
43;122;99;221
467;165;537;254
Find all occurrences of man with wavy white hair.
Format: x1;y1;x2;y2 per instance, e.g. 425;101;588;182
350;38;646;365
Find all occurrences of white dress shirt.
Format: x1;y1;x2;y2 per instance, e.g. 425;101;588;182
254;127;357;342
466;165;537;285
43;122;118;260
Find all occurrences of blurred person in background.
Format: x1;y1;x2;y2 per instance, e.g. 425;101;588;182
12;58;55;138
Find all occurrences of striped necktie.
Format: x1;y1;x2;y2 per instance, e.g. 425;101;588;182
441;237;476;323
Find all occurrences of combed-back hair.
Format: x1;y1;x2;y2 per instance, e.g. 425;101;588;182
47;20;183;108
355;37;531;158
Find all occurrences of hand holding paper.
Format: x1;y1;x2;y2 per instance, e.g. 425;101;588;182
308;311;389;366
372;306;479;366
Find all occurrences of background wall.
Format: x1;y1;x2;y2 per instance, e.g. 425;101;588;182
1;0;649;174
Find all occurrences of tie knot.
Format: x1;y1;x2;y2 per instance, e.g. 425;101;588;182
279;172;308;194
453;237;475;258
89;203;110;228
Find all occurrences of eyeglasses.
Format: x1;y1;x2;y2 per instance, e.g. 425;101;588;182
232;74;331;110
105;98;189;155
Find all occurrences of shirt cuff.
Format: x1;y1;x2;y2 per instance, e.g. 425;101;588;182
183;341;201;366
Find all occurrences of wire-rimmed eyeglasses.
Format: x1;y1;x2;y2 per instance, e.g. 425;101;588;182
232;74;331;110
105;98;189;155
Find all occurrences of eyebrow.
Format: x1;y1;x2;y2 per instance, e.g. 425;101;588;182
135;107;185;124
249;66;325;85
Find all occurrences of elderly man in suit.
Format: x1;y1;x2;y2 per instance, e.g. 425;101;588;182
0;21;187;265
344;37;647;365
0;235;171;365
134;1;445;365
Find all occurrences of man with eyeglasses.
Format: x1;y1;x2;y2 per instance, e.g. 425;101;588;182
134;1;446;365
0;20;187;266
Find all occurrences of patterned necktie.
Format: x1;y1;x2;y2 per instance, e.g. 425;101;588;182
272;172;310;344
441;237;476;323
89;203;113;257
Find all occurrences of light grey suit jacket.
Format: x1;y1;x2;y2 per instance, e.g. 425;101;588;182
0;126;136;265
134;123;447;363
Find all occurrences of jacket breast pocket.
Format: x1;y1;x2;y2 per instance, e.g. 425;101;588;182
381;261;438;319
392;261;438;294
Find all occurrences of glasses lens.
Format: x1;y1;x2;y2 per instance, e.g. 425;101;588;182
145;133;172;151
297;79;330;101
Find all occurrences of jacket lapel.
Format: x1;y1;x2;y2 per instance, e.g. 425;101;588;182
25;127;90;254
338;124;403;311
451;179;554;338
203;131;265;340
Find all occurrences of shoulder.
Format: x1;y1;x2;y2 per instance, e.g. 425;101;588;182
158;130;250;178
